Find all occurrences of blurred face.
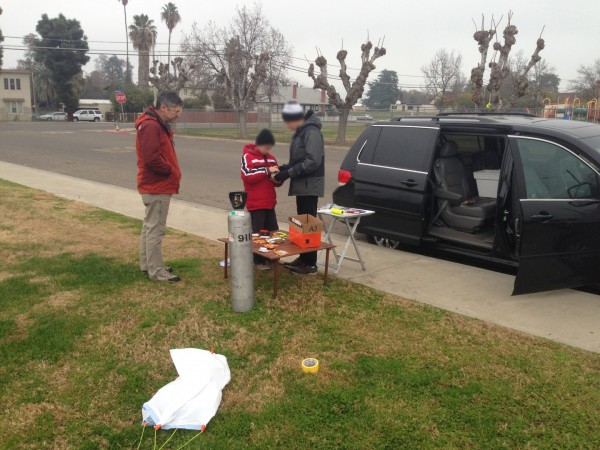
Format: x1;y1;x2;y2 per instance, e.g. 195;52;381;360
284;119;304;131
158;103;183;123
256;144;273;155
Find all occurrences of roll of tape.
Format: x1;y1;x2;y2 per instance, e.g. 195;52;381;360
302;358;319;373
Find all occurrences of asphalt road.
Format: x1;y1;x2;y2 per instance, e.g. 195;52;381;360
0;121;347;222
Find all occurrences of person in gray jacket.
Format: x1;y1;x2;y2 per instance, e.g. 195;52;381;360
273;101;325;275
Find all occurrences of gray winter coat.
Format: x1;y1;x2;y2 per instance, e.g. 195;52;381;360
286;111;325;197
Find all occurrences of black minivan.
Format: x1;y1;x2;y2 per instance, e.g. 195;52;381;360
333;113;600;294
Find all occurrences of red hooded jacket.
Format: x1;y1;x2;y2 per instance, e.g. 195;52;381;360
135;107;181;195
240;144;280;211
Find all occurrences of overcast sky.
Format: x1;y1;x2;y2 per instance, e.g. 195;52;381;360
1;0;598;92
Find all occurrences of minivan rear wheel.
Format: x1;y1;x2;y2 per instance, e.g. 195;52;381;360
367;234;401;249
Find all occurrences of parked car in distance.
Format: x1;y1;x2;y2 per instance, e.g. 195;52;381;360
38;112;67;121
333;113;600;295
356;114;374;121
73;109;103;122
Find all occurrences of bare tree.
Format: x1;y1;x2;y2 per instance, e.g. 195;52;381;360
571;59;600;100
421;49;463;108
308;39;386;144
470;12;545;110
261;28;292;127
181;3;289;137
149;57;191;95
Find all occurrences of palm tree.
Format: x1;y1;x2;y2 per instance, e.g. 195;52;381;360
160;2;181;73
118;0;131;83
129;14;157;89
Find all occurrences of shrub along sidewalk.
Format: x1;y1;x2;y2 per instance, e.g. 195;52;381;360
0;179;599;449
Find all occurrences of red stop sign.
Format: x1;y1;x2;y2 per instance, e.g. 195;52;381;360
115;92;127;104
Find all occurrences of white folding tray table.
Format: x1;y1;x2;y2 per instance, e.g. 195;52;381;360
317;207;375;274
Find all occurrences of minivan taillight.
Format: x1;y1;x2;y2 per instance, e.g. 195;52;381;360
338;169;352;185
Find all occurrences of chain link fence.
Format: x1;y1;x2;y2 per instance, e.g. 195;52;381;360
100;106;599;128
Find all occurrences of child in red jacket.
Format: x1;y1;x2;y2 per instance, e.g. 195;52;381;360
241;129;281;269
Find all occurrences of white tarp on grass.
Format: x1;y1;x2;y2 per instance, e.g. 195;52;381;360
142;348;231;430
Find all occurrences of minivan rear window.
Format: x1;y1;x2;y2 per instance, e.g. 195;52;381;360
371;126;438;172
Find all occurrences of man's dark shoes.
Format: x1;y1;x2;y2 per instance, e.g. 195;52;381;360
283;258;303;270
289;263;318;275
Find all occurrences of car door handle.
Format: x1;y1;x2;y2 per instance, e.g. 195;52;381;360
530;212;553;222
399;179;418;188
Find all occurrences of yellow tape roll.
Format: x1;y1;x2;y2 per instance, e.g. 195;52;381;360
301;358;319;373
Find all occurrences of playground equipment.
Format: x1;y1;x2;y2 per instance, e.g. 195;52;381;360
543;97;599;123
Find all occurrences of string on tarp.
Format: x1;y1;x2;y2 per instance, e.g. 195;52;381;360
158;429;178;450
136;422;148;450
175;425;206;450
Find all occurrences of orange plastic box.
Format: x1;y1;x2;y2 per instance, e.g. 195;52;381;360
288;214;323;249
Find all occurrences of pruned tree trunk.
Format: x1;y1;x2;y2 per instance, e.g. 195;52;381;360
488;13;517;110
308;38;386;144
509;37;545;107
470;12;546;110
337;109;350;145
470;15;496;108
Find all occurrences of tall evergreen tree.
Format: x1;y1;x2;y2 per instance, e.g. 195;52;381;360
363;70;402;109
33;14;90;117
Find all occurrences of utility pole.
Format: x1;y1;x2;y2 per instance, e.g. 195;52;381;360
122;1;130;83
268;57;273;128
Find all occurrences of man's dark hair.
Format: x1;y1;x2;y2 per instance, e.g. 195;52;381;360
156;91;183;109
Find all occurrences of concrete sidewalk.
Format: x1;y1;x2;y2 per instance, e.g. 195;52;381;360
1;160;599;353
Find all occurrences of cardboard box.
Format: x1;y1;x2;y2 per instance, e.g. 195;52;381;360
288;214;323;248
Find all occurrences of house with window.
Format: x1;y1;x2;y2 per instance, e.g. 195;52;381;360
256;84;329;115
0;69;33;121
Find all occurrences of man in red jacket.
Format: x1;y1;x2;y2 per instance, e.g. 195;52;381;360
241;129;281;270
135;91;183;282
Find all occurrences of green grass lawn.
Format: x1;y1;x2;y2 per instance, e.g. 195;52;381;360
1;179;600;449
176;124;367;147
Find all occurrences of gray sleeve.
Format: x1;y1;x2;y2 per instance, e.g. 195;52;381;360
288;130;324;178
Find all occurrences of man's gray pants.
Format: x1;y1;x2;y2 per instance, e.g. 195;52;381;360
140;194;171;277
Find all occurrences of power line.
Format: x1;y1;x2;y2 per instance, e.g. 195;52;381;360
2;45;425;88
3;33;428;79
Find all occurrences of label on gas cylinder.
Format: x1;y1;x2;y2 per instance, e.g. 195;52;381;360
237;233;252;242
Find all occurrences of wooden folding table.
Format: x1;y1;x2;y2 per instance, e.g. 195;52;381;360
218;238;335;298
